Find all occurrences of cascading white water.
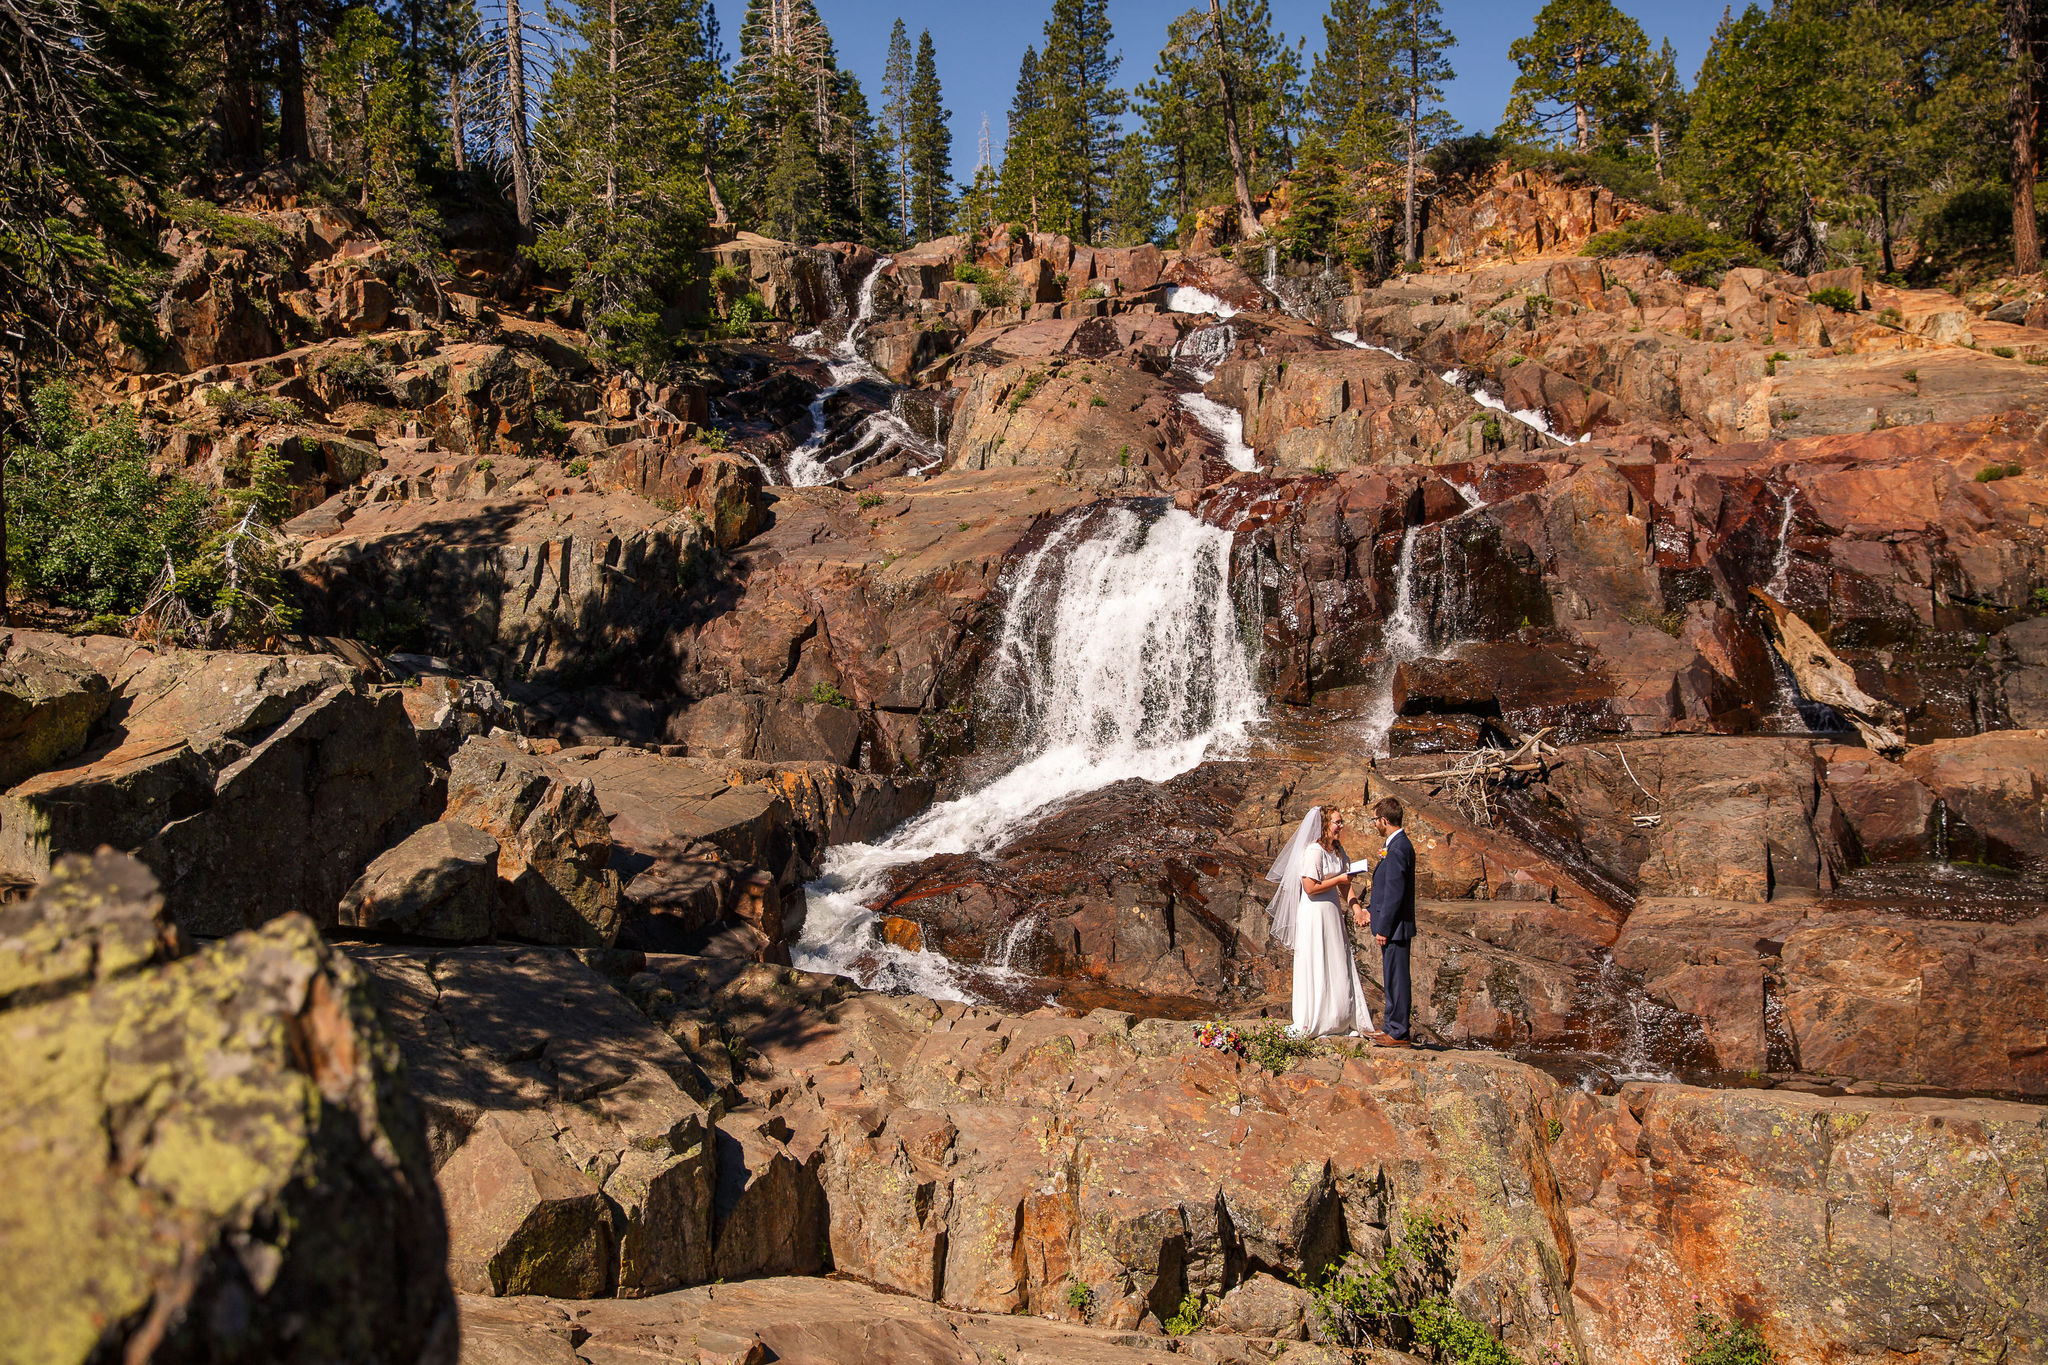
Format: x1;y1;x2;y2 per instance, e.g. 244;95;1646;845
787;257;944;487
1363;525;1429;757
1171;324;1258;472
1441;368;1589;446
792;503;1264;1001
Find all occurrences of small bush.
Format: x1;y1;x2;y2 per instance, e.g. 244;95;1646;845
1089;395;1108;407
1992;345;2017;358
1065;1281;1093;1312
4;385;211;616
976;274;1015;308
1165;1292;1205;1335
1586;214;1771;285
203;386;302;423
1920;183;2019;256
1903;369;1919;383
1809;286;1857;311
1298;1211;1517;1365
313;347;394;401
566;457;590;475
1684;1313;1777;1365
1243;1020;1316;1074
857;489;884;508
952;262;996;286
1976;462;2024;482
808;681;851;708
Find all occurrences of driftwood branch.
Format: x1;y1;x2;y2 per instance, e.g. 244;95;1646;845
1401;727;1560;825
1749;588;1906;754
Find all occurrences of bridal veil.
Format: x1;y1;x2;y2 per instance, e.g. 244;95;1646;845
1263;806;1323;950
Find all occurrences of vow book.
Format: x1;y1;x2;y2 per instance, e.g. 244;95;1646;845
1346;857;1373;875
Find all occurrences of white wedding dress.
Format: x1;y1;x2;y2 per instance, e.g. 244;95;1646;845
1289;843;1375;1038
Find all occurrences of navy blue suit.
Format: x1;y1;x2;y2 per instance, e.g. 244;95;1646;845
1368;829;1416;1039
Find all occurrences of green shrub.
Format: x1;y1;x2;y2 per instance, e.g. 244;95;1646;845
1920;183;2020;256
952;262;996;286
313;347;394;401
975;273;1016;308
1298;1212;1518;1364
1243;1020;1316;1074
1809;287;1857;311
353;597;430;656
1586;214;1771;285
1903;369;1918;383
1065;1281;1093;1312
203;385;302;423
1165;1292;1205;1335
1684;1313;1777;1365
857;489;884;508
4;385;211;616
1992;345;2017;358
566;457;590;475
808;681;851;708
1975;462;2024;482
164;194;288;258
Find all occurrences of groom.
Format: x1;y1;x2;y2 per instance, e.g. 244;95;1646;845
1352;796;1416;1047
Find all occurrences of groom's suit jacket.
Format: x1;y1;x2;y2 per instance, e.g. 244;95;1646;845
1367;830;1416;942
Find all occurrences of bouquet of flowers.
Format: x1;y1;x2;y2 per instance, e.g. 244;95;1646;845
1195;1020;1246;1057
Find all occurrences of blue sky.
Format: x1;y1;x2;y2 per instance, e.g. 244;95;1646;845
714;0;1725;168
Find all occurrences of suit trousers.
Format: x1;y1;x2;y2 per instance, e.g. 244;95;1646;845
1381;938;1411;1040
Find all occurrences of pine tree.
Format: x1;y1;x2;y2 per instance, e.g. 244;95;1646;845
1642;36;1687;183
998;45;1054;230
1279;130;1349;260
1681;4;1834;249
1102;132;1160;244
908;30;953;239
1500;0;1651;152
764;117;827;243
1385;0;1456;262
529;0;713;358
1133;0;1303;241
2007;0;2041;271
1037;0;1127;242
881;20;915;240
1305;0;1397;154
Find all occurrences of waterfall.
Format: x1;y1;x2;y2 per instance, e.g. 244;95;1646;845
792;502;1264;1001
786;257;945;487
1171;324;1258;472
1363;525;1430;757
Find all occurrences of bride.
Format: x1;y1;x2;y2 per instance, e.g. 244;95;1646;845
1264;806;1376;1038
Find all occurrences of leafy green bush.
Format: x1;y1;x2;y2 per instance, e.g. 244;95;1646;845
152;445;303;645
1976;462;2024;482
1683;1313;1777;1365
203;385;302;423
974;273;1015;308
1064;1281;1093;1312
1920;183;2017;256
1808;287;1857;311
1164;1291;1205;1335
952;262;996;286
1243;1020;1316;1074
1585;214;1771;284
808;681;851;708
724;291;766;332
4;385;211;616
353;597;430;655
1298;1212;1518;1364
313;347;394;401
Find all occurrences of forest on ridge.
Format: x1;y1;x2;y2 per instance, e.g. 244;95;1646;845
4;0;2046;391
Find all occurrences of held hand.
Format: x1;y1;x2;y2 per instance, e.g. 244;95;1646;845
1375;934;1389;946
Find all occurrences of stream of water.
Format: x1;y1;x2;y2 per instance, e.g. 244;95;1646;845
791;502;1264;1000
784;257;943;486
